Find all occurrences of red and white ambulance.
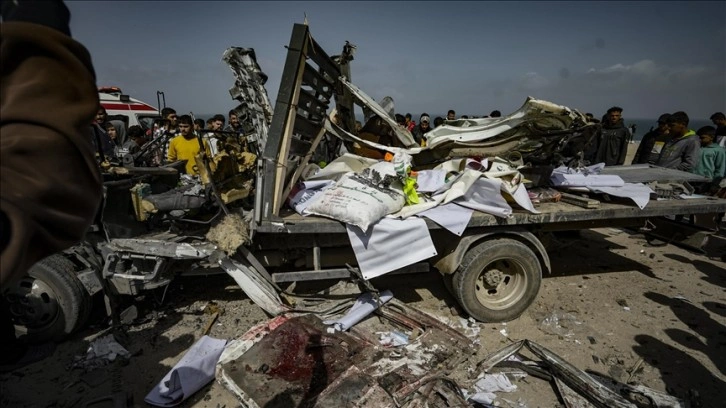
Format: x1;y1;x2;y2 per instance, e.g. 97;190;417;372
98;86;160;131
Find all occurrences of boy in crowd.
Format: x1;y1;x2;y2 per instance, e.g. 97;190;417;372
167;115;211;175
655;111;700;172
693;126;725;181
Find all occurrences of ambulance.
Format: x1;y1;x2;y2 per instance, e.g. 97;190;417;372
98;86;160;131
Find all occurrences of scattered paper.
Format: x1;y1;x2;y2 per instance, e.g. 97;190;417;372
418;203;473;236
145;336;228;407
323;290;394;332
415;169;446;193
470;373;517;404
454;177;513;218
589;183;654;209
347;217;437;279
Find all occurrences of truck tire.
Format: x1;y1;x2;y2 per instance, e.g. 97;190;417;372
452;238;541;322
3;255;91;343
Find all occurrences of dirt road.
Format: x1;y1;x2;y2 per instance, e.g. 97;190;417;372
1;227;724;407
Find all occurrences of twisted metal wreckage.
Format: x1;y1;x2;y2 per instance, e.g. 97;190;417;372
6;22;720;407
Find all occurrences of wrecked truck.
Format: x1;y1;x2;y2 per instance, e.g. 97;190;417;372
5;23;726;343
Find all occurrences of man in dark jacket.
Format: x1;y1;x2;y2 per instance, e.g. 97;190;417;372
632;113;671;165
656;111;700;172
1;0;102;368
595;106;630;166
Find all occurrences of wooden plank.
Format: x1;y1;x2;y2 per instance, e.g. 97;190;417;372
560;192;600;209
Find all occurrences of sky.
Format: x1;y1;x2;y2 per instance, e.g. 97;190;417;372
67;1;725;121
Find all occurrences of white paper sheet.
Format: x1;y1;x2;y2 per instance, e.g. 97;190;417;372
415;169;446;192
470;373;518;404
145;336;228;407
322;290;394;331
588;183;654;209
346;217;437;280
551;172;625;187
551;164;624;187
454;178;513;218
419;203;473;236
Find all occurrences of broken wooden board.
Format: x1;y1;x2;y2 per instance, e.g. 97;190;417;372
560;192;601;209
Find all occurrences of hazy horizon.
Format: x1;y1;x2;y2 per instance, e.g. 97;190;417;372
68;1;725;120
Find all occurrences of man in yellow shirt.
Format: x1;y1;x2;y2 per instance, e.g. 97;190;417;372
167;115;211;175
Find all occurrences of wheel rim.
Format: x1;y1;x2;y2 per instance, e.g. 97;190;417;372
4;276;61;331
473;258;528;310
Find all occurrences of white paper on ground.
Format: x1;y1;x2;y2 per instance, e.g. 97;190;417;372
419;203;473;236
415;169;446;192
454;178;512;218
346;217;437;280
470;373;518;404
145;336;228;407
322;290;394;331
589;183;654;209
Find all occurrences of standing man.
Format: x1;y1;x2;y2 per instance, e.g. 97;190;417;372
2;0;102;368
160;107;179;135
167;115;211;175
224;109;241;133
632;113;670;165
412;114;432;146
595;106;630;166
710;112;726;147
447;109;456;121
205;114;226;155
655;111;700;172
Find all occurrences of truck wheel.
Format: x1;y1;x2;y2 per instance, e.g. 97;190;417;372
452;238;541;322
3;255;90;343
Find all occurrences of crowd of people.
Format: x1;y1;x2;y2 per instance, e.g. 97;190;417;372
91;101;726;197
90;107;244;175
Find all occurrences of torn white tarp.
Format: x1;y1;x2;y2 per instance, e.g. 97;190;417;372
346;217;437;279
551;165;625;187
306;153;379;181
145;336;228;407
323;290;394;332
454;178;513;218
286;180;334;215
469;373;518;405
415;169;447;193
508;183;540;214
589;183;655;209
418;203;473;236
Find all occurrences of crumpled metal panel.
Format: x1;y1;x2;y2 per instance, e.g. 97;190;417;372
222;47;274;152
106;238;217;259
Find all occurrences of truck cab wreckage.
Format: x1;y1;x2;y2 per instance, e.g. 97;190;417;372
4;23;726;355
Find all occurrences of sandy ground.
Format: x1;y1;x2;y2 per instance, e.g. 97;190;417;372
1;225;724;408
